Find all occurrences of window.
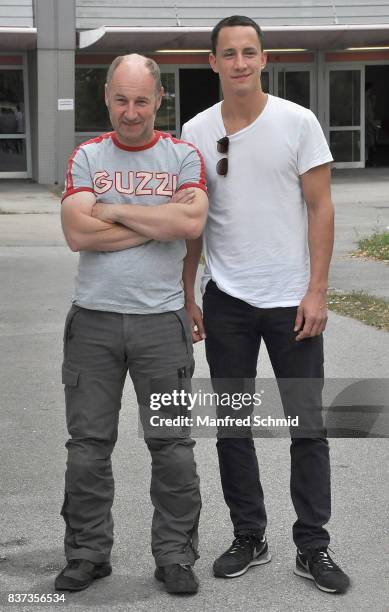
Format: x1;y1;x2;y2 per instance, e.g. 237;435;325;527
0;69;25;134
0;68;27;174
75;68;110;132
156;72;176;133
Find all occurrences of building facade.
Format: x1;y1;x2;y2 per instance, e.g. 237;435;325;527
1;0;389;183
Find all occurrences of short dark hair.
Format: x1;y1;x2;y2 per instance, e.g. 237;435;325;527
211;15;264;54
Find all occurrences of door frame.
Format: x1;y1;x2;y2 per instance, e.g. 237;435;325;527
324;62;365;169
0;53;31;179
273;63;317;113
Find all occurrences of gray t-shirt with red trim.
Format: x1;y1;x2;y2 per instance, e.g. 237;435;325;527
62;130;207;314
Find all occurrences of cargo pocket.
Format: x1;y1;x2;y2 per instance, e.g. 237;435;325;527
139;365;193;440
62;365;81;432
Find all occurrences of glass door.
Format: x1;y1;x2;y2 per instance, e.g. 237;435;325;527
274;65;315;111
157;70;177;135
178;67;220;132
325;66;364;168
0;66;29;177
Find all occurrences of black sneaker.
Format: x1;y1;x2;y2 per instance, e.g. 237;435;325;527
55;559;112;591
155;563;199;594
213;535;271;578
294;548;350;594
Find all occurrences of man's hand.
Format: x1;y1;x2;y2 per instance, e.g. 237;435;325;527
170;188;196;205
294;290;328;341
91;203;116;223
185;299;206;343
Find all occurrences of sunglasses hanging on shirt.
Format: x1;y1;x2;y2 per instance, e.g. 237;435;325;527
216;136;229;177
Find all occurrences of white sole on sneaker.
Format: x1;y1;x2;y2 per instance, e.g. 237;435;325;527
215;550;272;578
293;566;337;593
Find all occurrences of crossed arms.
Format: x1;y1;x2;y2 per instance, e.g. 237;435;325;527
61;187;208;252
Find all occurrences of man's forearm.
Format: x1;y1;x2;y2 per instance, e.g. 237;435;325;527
79;224;150;252
307;200;334;292
101;202;203;241
62;212;149;252
61;191;150;252
183;237;203;303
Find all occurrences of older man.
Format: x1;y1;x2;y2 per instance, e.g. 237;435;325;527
56;54;208;594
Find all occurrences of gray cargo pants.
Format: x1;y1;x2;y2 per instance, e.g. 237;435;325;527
61;305;201;567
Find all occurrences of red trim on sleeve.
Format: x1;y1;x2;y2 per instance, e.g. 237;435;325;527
61;187;95;204
159;132;207;192
65;147;78;192
177;182;208;194
64;132;114;194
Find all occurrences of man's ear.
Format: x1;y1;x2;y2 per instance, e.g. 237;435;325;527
156;86;164;111
104;83;109;107
261;51;268;71
209;53;218;74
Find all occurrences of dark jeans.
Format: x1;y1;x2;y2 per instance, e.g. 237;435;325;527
203;280;330;551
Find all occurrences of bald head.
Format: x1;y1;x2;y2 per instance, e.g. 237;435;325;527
104;53;164;148
106;54;162;94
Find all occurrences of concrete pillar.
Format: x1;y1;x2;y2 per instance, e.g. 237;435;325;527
27;49;38;181
34;0;75;184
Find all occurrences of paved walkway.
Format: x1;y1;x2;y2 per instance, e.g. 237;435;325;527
330;168;389;298
0;174;388;612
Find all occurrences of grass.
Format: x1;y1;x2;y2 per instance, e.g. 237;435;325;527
327;290;389;331
353;231;389;262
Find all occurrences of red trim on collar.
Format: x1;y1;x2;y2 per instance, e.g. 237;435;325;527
111;131;161;151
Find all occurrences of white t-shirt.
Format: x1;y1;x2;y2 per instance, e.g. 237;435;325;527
181;95;333;307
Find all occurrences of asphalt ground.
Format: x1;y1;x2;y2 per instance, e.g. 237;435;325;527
0;174;388;612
